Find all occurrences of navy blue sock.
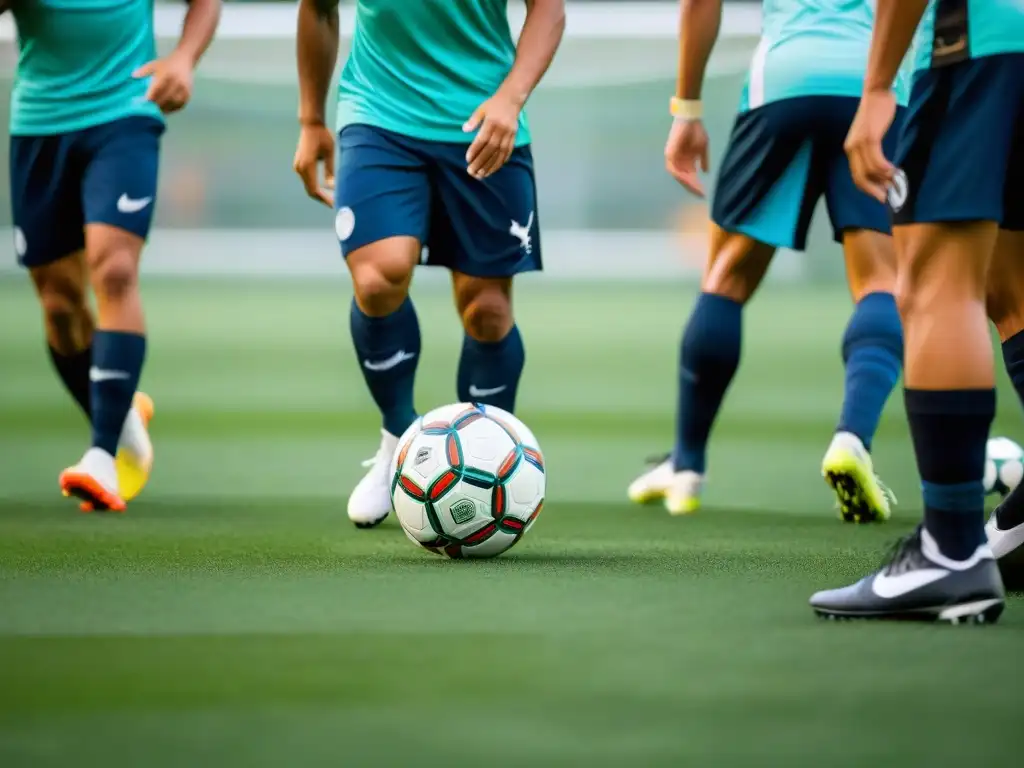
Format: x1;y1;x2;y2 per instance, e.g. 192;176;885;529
905;388;994;560
836;292;903;450
1001;329;1024;409
350;298;420;436
674;293;742;473
457;325;525;412
90;331;146;456
49;344;93;418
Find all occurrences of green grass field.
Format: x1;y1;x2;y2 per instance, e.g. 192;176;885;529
1;277;1022;767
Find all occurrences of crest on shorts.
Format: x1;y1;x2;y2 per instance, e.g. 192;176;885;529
335;206;355;241
887;169;909;212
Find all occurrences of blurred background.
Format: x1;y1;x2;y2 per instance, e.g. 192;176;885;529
0;0;835;281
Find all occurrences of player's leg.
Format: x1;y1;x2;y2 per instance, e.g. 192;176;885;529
337;126;431;528
631;101;814;512
811;58;1017;622
427;142;540;415
819;102;904;522
60;117;163;511
984;105;1024;558
451;274;523;412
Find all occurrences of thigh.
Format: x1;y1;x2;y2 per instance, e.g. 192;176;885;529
892;54;1021;227
336;125;432;257
428;143;541;278
9;132;85;268
710;98;822;252
80;116;164;241
822;100;904;240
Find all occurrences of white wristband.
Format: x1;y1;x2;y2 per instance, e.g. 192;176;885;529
669;97;703;121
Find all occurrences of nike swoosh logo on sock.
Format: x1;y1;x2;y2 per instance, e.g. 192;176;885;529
89;367;131;383
469;385;507;398
363;351;416;372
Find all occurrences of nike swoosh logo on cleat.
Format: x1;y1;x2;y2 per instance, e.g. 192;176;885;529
117;194;153;214
468;385;507;398
363;350;416;372
89;367;131;383
986;517;1024;559
871;568;949;599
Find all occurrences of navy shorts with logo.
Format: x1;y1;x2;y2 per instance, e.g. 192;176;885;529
712;96;904;251
335;124;542;277
890;53;1024;230
9;116;164;268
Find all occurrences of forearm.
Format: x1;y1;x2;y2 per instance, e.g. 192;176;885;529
677;0;722;99
297;0;339;125
500;0;565;109
174;0;222;66
864;0;928;91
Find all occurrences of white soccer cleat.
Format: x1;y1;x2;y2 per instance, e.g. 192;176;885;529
665;470;704;516
348;429;399;528
59;447;125;512
627;454;674;504
116;393;155;502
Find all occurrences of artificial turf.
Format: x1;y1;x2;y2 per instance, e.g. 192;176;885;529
1;278;1021;766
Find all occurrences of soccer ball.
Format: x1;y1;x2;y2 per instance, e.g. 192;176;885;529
984;437;1024;497
390;403;546;558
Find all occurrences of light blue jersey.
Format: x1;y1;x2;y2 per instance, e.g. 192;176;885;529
10;0;161;136
740;0;911;112
913;0;1024;71
338;0;529;145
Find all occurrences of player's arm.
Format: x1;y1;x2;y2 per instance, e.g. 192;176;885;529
134;0;221;114
464;0;566;179
665;0;721;196
293;0;339;206
845;0;928;202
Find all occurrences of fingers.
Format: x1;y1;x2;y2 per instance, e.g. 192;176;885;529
847;141;894;203
293;155;333;207
699;144;711;174
466;123;508;179
477;134;515;180
669;166;706;198
133;61;157;80
462;107;485;135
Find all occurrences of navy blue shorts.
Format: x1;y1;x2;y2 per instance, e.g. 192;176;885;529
890;53;1024;230
712;96;903;251
9;116;164;268
335;124;542;277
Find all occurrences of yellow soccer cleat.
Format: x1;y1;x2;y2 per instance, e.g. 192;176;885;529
822;431;894;524
116;392;155;501
664;470;704;516
627;454;673;504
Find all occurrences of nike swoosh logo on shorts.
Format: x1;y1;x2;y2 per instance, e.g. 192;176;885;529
117;194;153;214
89;367;131;383
468;385;507;398
871;568;948;599
363;350;416;372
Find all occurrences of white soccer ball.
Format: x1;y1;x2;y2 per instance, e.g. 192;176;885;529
390;403;546;559
983;437;1024;497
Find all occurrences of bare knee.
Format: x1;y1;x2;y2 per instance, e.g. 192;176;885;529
453;276;514;342
30;260;93;354
90;248;139;303
843;229;896;301
348;238;419;316
701;228;774;303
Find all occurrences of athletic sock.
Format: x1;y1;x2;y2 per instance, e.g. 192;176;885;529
905;388;994;561
836;292;903;450
1001;329;1024;409
49;344;93;418
90;331;146;456
350;298;420;436
674;293;742;473
457;325;524;412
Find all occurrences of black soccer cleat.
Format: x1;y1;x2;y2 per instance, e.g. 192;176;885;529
986;482;1024;559
810;526;1005;625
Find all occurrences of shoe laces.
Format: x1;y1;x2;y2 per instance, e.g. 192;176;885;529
881;525;926;576
361;439;392;473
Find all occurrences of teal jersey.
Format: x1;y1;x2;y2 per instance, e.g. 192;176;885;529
913;0;1024;72
337;0;530;146
10;0;162;136
740;0;911;112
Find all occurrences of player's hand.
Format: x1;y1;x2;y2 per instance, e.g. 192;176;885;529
845;88;897;203
134;51;195;114
293;122;336;207
665;119;710;197
463;90;521;180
